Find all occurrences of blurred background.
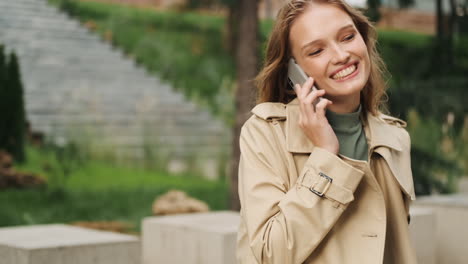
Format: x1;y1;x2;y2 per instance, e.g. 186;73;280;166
0;0;467;236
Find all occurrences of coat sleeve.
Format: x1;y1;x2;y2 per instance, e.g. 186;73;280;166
238;119;365;264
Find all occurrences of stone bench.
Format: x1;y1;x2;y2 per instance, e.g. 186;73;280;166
142;211;240;264
412;194;468;264
0;224;140;264
409;206;436;264
142;208;439;264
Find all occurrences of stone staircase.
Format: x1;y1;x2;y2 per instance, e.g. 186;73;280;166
0;0;230;178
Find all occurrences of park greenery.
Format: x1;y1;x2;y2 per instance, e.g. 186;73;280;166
0;144;228;231
48;0;467;194
1;0;467;230
0;46;26;163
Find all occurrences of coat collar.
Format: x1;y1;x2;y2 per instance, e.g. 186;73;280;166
252;98;405;154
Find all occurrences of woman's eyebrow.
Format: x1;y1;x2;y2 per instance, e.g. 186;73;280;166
338;24;355;33
300;23;355;52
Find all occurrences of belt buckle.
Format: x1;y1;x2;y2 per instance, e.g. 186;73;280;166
309;172;333;197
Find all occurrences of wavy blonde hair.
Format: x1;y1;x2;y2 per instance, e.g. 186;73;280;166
255;0;388;115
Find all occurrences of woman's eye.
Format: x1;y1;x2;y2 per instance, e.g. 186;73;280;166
343;33;355;41
308;49;322;56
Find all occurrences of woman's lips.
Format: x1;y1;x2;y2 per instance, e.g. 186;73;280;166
330;62;359;82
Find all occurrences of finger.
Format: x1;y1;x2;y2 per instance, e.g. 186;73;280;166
300;77;315;98
302;89;320;119
315;99;333;118
303;97;316;121
295;83;308;119
304;89;326;105
303;89;325;118
294;83;301;97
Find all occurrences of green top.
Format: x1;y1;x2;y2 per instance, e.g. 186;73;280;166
326;105;368;161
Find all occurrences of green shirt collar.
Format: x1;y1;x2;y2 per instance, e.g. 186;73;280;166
325;105;362;133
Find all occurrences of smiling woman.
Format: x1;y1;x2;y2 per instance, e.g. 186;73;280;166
289;6;370;112
236;1;418;264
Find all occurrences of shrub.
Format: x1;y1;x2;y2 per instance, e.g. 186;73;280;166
0;46;26;163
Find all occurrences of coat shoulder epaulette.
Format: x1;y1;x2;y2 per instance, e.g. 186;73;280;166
251;102;287;121
379;113;407;128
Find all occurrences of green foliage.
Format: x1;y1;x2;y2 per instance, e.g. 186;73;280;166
397;0;415;9
0;187;227;231
406;110;464;194
2;145;229;231
365;0;381;22
46;1;467;195
411;148;460;194
0;46;26;163
387;78;467;129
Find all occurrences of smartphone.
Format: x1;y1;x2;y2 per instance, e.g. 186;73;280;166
288;58;321;107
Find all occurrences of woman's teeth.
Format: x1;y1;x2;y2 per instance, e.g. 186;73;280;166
332;64;357;80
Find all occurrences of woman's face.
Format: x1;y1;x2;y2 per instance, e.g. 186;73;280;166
289;4;371;104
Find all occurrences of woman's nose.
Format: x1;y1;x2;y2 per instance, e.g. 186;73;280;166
330;44;350;64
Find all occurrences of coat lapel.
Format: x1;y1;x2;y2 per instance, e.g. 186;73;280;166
364;113;403;152
364;113;416;200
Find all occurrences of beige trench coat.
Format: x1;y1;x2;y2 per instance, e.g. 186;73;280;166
236;98;417;264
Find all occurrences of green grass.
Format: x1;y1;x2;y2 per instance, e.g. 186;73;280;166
0;187;228;231
1;146;229;232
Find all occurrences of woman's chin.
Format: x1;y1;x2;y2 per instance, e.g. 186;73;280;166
324;80;365;99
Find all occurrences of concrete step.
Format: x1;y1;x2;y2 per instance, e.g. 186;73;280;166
27;112;224;129
0;12;81;28
17;55;137;71
0;0;63;13
1;26;100;42
23;82;184;102
0;20;90;36
15;46;128;61
142;212;239;264
413;195;468;264
0;2;62;15
1;34;112;50
0;224;140;264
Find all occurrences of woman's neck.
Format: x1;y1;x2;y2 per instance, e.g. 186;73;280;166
326;94;361;114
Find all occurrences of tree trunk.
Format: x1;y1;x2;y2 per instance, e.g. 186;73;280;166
435;0;447;69
447;0;457;66
225;2;240;55
436;0;443;39
230;0;259;211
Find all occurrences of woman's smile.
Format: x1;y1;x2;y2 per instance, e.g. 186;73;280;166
330;61;359;81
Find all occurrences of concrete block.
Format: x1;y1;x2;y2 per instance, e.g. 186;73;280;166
0;224;140;264
409;206;436;264
142;211;240;264
458;177;468;193
413;194;468;264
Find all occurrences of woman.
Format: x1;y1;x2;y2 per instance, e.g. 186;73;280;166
236;0;417;263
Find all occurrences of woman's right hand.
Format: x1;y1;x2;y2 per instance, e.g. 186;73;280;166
293;77;339;155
